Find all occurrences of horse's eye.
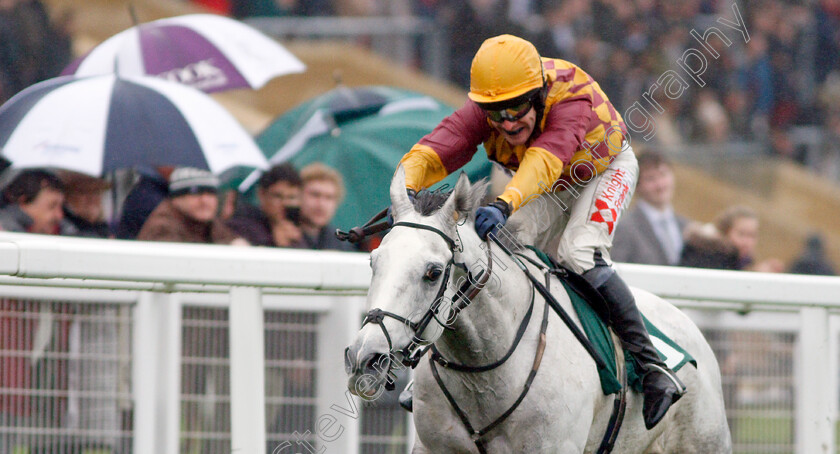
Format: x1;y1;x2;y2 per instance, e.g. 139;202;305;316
424;265;443;282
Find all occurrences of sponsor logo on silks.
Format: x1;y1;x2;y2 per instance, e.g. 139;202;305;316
601;168;630;209
157;59;228;91
590;199;618;234
589;169;630;234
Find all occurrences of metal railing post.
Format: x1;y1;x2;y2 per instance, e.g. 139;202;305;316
316;295;364;454
133;292;181;454
796;307;834;453
229;286;267;454
133;293;155;454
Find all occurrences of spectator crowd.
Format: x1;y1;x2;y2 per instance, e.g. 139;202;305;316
0;162;358;453
612;149;834;275
0;162;359;253
212;0;840;181
5;0;840;178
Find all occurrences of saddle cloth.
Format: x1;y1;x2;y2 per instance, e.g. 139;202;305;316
527;247;696;395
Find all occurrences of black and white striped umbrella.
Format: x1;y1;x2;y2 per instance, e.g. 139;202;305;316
0;74;268;176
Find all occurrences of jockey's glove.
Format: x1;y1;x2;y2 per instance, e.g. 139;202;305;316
387;189;417;225
475;199;511;240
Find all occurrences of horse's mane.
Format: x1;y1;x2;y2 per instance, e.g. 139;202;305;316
412;187;453;216
412;179;489;216
411;180;525;252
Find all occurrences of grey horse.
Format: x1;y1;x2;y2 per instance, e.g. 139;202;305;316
346;169;731;453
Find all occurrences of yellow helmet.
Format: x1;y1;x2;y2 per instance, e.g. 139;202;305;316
468;35;544;105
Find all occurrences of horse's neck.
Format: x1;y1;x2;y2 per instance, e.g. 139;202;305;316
434;242;532;366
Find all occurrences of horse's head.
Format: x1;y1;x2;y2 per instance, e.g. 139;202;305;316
345;167;486;400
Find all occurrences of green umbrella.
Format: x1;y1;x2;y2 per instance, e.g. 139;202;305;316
242;85;492;229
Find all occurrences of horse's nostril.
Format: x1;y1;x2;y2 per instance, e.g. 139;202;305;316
344;347;354;374
364;353;391;376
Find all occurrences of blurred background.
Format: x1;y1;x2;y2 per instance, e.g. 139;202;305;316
6;0;835;267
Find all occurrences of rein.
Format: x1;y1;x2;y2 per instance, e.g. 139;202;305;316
335;207;391;244
430;279;549;454
489;235;609;372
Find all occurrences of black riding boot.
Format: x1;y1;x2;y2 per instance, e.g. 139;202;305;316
583;265;686;430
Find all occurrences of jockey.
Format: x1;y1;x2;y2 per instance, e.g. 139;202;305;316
398;34;685;430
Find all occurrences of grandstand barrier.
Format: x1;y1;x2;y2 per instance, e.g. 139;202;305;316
0;232;838;453
245;16;450;82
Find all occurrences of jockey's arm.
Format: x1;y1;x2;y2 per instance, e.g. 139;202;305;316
400;144;448;192
498;99;592;212
399;102;490;192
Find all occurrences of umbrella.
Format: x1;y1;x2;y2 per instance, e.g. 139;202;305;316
61;14;306;93
245;85;492;229
0;74;269;176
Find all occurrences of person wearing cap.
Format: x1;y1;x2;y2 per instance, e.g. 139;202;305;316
397;34;682;429
58;171;113;238
137;167;247;245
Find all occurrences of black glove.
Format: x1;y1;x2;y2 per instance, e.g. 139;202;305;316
474;199;511;239
387;189;417;225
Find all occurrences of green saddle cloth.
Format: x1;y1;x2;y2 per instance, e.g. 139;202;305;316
526;247;696;395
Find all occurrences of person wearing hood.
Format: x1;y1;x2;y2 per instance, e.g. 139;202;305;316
789;233;836;276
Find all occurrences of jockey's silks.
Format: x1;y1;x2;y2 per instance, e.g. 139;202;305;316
400;58;627;211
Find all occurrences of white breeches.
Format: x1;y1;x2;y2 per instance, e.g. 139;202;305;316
506;143;638;274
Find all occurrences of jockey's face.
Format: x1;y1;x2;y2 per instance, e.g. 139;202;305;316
489;107;537;147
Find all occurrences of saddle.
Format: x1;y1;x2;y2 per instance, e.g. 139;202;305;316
523;246;696;395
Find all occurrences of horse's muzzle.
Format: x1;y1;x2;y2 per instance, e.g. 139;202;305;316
346;345;391;377
345;345;393;399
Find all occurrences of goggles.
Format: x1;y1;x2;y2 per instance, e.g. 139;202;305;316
483;100;533;123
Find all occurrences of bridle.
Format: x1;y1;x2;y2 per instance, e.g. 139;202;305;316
359;220;493;388
367;220;546;454
342;208;623;453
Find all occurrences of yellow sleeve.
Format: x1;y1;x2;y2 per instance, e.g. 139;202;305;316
497;146;565;211
398;144;450;192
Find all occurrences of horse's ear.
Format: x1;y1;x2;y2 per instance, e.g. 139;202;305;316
390;165;413;220
437;172;473;224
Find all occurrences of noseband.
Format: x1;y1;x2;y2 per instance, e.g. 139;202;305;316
361;221;492;387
